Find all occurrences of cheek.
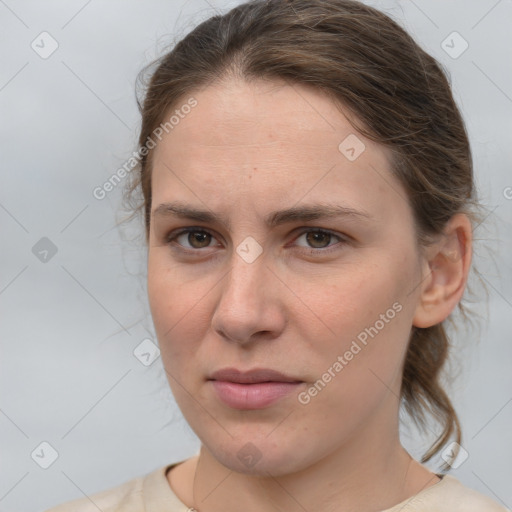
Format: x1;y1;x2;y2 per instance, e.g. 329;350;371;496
291;262;408;349
147;251;210;362
293;259;414;396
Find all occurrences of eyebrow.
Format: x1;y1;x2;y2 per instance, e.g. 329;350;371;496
152;201;371;229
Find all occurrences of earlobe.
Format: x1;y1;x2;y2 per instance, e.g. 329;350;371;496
412;214;472;328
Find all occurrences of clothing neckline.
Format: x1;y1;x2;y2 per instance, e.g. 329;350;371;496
377;473;449;512
153;461;451;512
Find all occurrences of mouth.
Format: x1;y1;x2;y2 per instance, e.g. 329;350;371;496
207;367;303;410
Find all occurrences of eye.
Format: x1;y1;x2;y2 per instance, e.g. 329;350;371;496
293;229;345;251
165;227;347;256
167;228;221;250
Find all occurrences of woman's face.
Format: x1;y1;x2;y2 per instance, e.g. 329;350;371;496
147;78;426;475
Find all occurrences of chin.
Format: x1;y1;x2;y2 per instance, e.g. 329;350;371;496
201;429;321;477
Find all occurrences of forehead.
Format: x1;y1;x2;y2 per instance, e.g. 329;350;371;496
157;78;369;149
150;78;408;224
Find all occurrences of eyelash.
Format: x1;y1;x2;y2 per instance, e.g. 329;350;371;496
165;227;347;257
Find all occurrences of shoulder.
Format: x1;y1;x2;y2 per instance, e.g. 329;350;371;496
43;473;145;512
397;474;510;512
43;462;188;512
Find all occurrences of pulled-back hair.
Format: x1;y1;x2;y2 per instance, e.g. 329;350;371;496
125;0;480;466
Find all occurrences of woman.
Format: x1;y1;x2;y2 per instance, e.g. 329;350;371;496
47;0;509;510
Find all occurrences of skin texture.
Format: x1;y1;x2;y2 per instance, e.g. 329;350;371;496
147;78;472;512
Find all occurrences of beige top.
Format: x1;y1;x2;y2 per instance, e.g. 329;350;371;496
45;461;510;512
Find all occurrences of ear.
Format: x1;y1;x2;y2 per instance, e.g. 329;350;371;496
412;213;472;328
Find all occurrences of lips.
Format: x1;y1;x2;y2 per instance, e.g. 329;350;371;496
209;367;301;384
208;367;303;410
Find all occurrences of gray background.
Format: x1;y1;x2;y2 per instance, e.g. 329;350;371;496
1;1;511;510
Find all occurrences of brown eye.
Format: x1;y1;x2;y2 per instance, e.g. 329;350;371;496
293;229;346;254
169;229;218;250
187;230;212;248
305;230;332;248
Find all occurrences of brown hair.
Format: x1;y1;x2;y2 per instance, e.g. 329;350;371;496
125;0;480;467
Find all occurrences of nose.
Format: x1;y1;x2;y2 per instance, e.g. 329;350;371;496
210;251;286;346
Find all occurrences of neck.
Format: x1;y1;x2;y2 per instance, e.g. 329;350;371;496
188;429;439;512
